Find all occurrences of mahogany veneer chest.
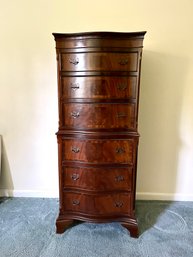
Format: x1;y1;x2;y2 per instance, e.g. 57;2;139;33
53;31;146;237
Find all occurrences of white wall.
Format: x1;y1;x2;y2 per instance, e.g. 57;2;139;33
0;0;193;200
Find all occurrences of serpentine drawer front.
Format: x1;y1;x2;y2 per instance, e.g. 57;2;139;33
62;138;135;164
60;76;138;100
61;103;136;130
62;166;133;191
53;31;146;238
60;52;139;72
62;192;132;216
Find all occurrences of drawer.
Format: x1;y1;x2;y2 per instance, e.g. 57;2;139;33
63;166;133;191
62;139;135;164
61;76;137;100
61;103;136;130
60;52;138;72
63;192;131;215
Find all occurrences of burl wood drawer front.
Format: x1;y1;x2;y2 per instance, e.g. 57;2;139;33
62;139;135;164
60;52;138;72
63;192;131;215
63;166;132;191
62;103;136;130
61;76;137;100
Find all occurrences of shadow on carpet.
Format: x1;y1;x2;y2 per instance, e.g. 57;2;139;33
0;198;193;257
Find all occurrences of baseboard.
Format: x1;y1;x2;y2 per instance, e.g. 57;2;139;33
0;189;59;198
136;192;193;201
0;189;193;201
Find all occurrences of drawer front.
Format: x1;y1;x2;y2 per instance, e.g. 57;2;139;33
62;139;135;164
63;192;131;215
60;52;138;72
61;76;137;100
63;166;132;191
62;103;136;130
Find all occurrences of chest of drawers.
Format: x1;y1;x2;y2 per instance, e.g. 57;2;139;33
53;31;146;237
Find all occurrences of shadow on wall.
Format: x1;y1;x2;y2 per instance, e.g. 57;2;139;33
0;136;14;196
137;50;190;199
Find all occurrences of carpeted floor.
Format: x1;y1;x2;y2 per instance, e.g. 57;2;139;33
0;198;193;257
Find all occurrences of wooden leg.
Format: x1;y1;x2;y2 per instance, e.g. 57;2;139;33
56;218;74;234
121;219;139;238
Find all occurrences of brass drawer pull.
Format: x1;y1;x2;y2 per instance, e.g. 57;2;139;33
118;59;128;65
117;84;127;91
71;173;79;181
71;147;80;153
114;202;123;208
116;147;125;154
69;57;79;65
115;175;124;182
117;112;127;118
71;83;80;90
71;111;80;118
72;200;80;206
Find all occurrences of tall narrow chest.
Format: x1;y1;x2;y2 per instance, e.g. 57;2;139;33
53;31;146;237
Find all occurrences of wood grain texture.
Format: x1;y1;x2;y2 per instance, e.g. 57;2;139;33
60;76;137;100
63;166;133;191
62;192;131;215
62;139;135;164
60;52;139;72
61;103;136;130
